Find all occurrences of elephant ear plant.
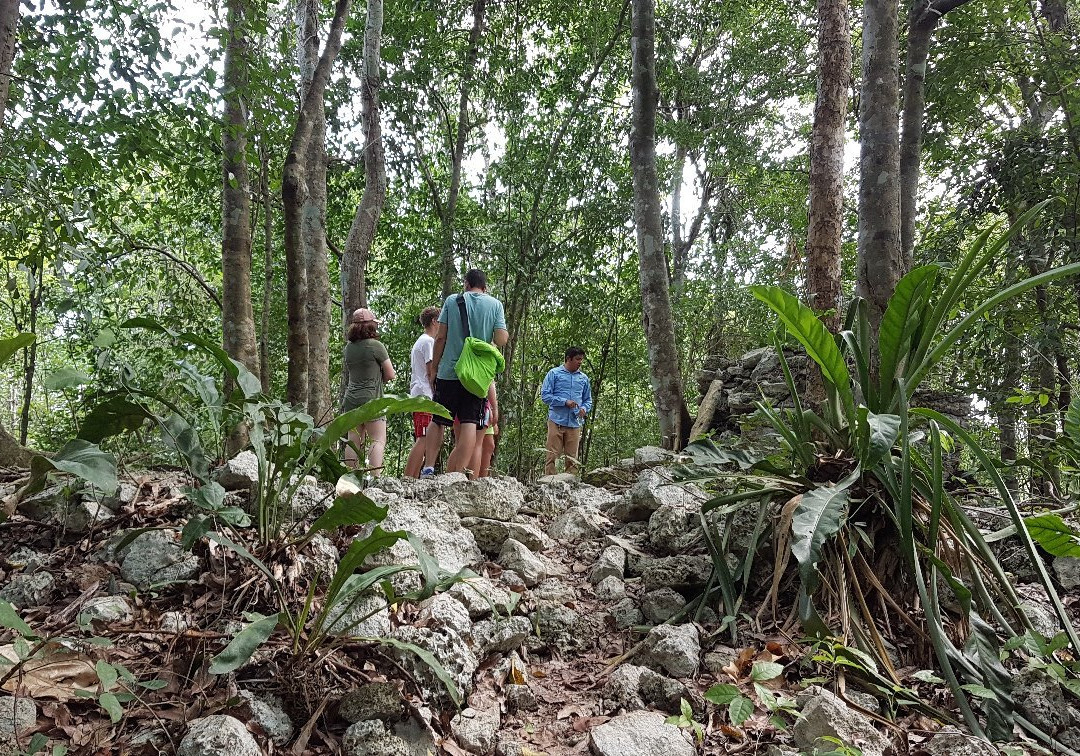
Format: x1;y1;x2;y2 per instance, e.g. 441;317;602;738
678;202;1080;749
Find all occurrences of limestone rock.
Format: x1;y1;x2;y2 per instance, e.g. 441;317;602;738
119;530;199;589
160;611;190;633
450;707;500;754
549;506;610;543
639;624;700;678
638;668;693;714
81;596;134;623
339;683;405;724
443;477;525;522
461;518;550;555
497;540;546;587
610;598;643;629
1012;667;1080;749
0;696;36;738
178;715;261;756
589;710;696;756
641;588;686;624
534;602;581;654
448;577;514;619
633;447;675;467
472;616;533;657
213;451;260;491
327;590;390;638
1053;556;1080;589
21;486;111;533
920;727;999;756
588;545;625;584
641;555;712;592
342;719;411;756
418;593;473;638
0;572;54;609
601;664;647;713
390;625;477;703
792;687;892;756
505;684;538;713
594;576;626;601
647;499;699;555
237;690;293;746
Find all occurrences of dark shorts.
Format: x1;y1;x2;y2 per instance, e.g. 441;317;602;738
412;412;433;438
433;378;484;426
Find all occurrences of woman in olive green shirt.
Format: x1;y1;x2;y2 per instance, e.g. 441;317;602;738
342;308;396;475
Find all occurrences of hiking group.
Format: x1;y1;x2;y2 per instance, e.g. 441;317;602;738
340;268;592;479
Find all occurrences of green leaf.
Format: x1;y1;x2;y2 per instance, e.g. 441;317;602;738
98;691;124;723
1023;514;1080;557
208;612;281;674
364;635;461;706
857;409;900;467
961;684;998;699
181;515;212;550
0;333;35;366
911;669;944;684
877;265;939;404
92;329;117;348
704;684;742;705
78;394;152;443
728;695;754;726
1065;392;1080;446
307;487;387;536
31;440;117;495
750;661;784;681
0;601;34;637
95;660;118;692
160;413;208;483
790;469;860;591
320;396;451;452
43;368;91;391
750;286;854;421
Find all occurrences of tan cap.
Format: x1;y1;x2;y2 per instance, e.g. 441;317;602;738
351;307;380;324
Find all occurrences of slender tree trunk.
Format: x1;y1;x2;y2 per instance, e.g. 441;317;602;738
342;0;386;321
806;0;851;334
855;0;902;338
438;0;487;298
899;0;974;269
282;0;351;413
259;142;273;394
630;0;691;450
998;332;1019;494
0;0;17;127
18;260;42;446
221;0;259;452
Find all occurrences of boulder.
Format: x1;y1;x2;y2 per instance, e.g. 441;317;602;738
549;506;610;543
792;687;892;756
647;499;699;555
389;625;477;704
342;719;411;756
589;711;696;756
638;624;700;678
472;616;533;657
237;690;293;746
641;588;686;624
118;530;200;589
497;540;547;587
450;707;500;754
213;451;260;491
443;477;525;522
21;485;112;533
633;447;675;467
178;715;261;756
919;727;999;756
588;545;626;584
1012;667;1080;749
448;577;514;619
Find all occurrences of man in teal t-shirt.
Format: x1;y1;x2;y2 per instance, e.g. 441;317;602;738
428;269;508;474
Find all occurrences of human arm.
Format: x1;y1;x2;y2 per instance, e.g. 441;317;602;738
579;376;592;419
540;369;560;409
487;382;498;425
493;328;508;348
381;359;395;383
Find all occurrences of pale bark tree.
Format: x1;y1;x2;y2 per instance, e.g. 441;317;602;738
805;0;851;334
258;140;273;394
899;0;975;269
855;0;902;337
0;0;18;128
342;0;386;320
283;0;351;419
221;0;260;425
630;0;691;449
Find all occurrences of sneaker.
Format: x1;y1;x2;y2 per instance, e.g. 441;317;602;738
420;467;435;479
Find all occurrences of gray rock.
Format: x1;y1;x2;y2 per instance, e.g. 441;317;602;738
418;593;473;638
497;540;546;587
339;683;405;724
298;534;339;582
1012;667;1080;748
390;714;437;756
443;477;525;522
342;719;411;756
622;470;704;524
450;707;500;754
288;482;331;520
496;736;527;756
461;518;550;555
639;624;700;678
5;548;48;571
238;690;292;746
0;572;54;608
0;696;36;738
920;726;999;756
214;451;260;491
647;500;700;555
390;625;477;703
601;664;646;713
703;646;738;677
327;590;390;638
594;576;626;601
633;447;674;467
549;506;610;543
1053;556;1080;589
81;596;134;623
22;488;112;533
472;615;533;657
568;485;619;511
792;687;892;756
1019;601;1061;640
535;602;581;653
589;545;626;584
610;598;643;629
638;668;692;713
641;555;712;592
178;715;261;756
641;588;686;624
449;577;514;619
160;611;190;633
505;684;538;712
589;710;696;756
532;578;576;603
119;530;200;589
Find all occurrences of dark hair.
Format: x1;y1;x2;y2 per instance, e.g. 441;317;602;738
419;306;440;328
348;320;379;342
565;346;586;360
464;268;487;290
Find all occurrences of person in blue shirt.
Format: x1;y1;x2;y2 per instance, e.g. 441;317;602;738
541;346;592;476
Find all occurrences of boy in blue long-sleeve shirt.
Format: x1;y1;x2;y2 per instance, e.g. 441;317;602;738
541;346;592;476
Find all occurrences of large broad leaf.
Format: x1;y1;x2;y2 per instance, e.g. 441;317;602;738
877;265;939;405
750;286;854;421
78;394;152;443
0;601;34;637
208;612;282;674
966;612;1014;741
43;367;91;391
366;635;461;706
677;438;767;473
320;396;451;452
307;488;388;536
1024;514;1080;557
0;333;35;366
790;469;860;591
31;440;117;495
857;408;901;467
159;412;209;483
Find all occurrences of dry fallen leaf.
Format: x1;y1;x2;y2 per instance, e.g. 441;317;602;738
0;644;97;700
556;703;589;720
720;724;745;740
571;715;610;733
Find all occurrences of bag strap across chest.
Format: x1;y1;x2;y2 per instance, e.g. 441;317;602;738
456;294;471;338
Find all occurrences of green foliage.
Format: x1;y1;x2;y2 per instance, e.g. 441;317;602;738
664;698;705;743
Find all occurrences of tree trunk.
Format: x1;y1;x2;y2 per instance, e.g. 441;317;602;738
899;0;974;269
17;259;42;446
0;422;31;468
259;142;273;394
998;332;1020;494
221;0;259;455
630;0;691;450
805;0;851;334
342;0;386;321
855;0;902;338
0;0;18;127
282;0;351;415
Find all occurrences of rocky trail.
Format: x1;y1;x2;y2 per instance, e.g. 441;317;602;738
1;446;1077;755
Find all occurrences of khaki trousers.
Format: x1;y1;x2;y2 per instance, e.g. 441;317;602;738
545;420;581;476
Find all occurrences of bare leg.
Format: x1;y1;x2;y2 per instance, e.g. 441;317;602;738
405;431;427;478
447;423;478;473
479;432;495;477
366;419;387;476
424;423;442;470
345;427;365;470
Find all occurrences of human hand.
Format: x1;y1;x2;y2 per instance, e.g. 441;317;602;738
578;408;586;419
565;400;578;408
